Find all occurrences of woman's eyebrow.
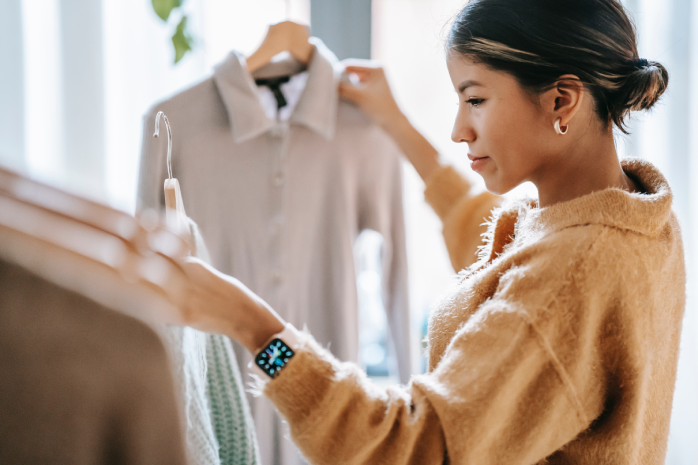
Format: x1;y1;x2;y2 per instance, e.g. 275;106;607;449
457;79;483;93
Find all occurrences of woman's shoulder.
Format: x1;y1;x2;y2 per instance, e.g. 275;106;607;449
491;209;684;320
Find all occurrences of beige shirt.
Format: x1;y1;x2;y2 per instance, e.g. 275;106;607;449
262;158;685;465
138;38;411;465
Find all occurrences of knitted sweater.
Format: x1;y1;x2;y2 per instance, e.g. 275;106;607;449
260;158;685;464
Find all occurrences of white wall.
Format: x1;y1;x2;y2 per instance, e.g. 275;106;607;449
0;0;26;173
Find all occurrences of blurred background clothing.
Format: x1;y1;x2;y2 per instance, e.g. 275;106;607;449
0;258;187;465
0;0;696;463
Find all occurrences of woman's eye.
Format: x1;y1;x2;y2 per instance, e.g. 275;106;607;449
466;98;484;107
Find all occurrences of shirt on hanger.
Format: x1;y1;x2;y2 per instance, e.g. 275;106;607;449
137;38;410;465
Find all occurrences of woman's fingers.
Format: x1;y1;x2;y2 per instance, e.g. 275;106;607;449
338;82;362;102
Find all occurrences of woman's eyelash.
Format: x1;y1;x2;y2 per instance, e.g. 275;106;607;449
466;98;484;107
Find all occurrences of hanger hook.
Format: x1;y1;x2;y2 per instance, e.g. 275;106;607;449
153;111;173;179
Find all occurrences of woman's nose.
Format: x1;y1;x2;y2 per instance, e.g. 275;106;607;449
451;114;475;144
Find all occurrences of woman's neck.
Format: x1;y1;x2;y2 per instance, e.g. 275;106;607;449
533;129;637;208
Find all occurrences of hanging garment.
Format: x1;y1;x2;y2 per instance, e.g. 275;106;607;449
0;258;187;465
161;216;260;465
191;219;261;465
138;38;411;465
162;324;218;465
151;108;260;465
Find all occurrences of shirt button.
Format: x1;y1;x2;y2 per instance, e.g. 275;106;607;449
271;220;283;235
270;124;287;138
273;172;284;187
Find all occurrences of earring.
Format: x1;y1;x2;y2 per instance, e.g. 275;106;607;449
554;118;569;135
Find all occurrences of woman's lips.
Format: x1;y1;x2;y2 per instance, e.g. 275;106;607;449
468;155;490;172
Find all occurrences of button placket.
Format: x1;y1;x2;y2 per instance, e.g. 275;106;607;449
267;121;288;295
273;171;284;187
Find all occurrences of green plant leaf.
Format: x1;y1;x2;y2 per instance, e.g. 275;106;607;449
152;0;182;21
172;16;193;64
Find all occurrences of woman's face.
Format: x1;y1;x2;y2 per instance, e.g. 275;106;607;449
447;54;556;194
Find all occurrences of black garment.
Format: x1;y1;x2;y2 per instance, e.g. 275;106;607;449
255;76;291;109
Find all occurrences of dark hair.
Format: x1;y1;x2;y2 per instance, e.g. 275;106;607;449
448;0;668;133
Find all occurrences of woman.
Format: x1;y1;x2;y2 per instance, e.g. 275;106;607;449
182;0;686;462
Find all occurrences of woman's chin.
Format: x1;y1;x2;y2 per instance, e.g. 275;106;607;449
482;177;504;195
482;176;516;196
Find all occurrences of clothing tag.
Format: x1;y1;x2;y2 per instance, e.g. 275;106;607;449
255;76;291;110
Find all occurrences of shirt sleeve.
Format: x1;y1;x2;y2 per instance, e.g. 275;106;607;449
356;140;412;384
423;165;502;272
261;246;607;465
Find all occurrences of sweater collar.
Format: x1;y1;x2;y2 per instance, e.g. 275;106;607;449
514;158;674;241
212;37;339;143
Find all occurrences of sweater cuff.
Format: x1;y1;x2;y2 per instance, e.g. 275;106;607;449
260;330;340;425
424;165;472;220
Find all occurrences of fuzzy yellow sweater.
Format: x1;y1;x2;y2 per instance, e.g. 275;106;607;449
263;158;685;464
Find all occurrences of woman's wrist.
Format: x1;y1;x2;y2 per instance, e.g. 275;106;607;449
241;302;286;354
377;106;410;137
382;113;441;182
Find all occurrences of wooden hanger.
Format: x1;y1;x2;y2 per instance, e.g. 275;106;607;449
246;21;314;74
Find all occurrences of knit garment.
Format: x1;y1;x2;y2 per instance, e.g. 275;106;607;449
163;326;219;465
260;158;685;464
206;335;261;465
162;220;260;465
191;218;261;465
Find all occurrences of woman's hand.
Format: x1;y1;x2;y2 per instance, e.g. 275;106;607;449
340;59;441;182
181;257;285;353
339;60;406;131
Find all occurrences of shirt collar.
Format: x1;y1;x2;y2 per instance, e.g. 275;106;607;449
213;37;339;143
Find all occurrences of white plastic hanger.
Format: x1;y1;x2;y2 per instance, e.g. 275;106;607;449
154;111;190;238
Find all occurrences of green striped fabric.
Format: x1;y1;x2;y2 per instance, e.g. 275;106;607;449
206;334;260;465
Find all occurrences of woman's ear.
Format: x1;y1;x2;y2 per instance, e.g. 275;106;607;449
540;74;585;128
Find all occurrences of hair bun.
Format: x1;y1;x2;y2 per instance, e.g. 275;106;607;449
633;58;649;68
623;60;669;112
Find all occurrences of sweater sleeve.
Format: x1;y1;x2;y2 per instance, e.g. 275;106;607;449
262;247;606;464
423;165;502;272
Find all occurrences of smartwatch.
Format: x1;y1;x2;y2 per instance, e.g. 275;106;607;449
254;338;295;379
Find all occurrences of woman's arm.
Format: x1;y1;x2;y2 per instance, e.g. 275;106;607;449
340;62;502;271
180;240;606;464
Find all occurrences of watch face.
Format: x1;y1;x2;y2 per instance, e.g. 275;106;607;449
255;338;295;379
